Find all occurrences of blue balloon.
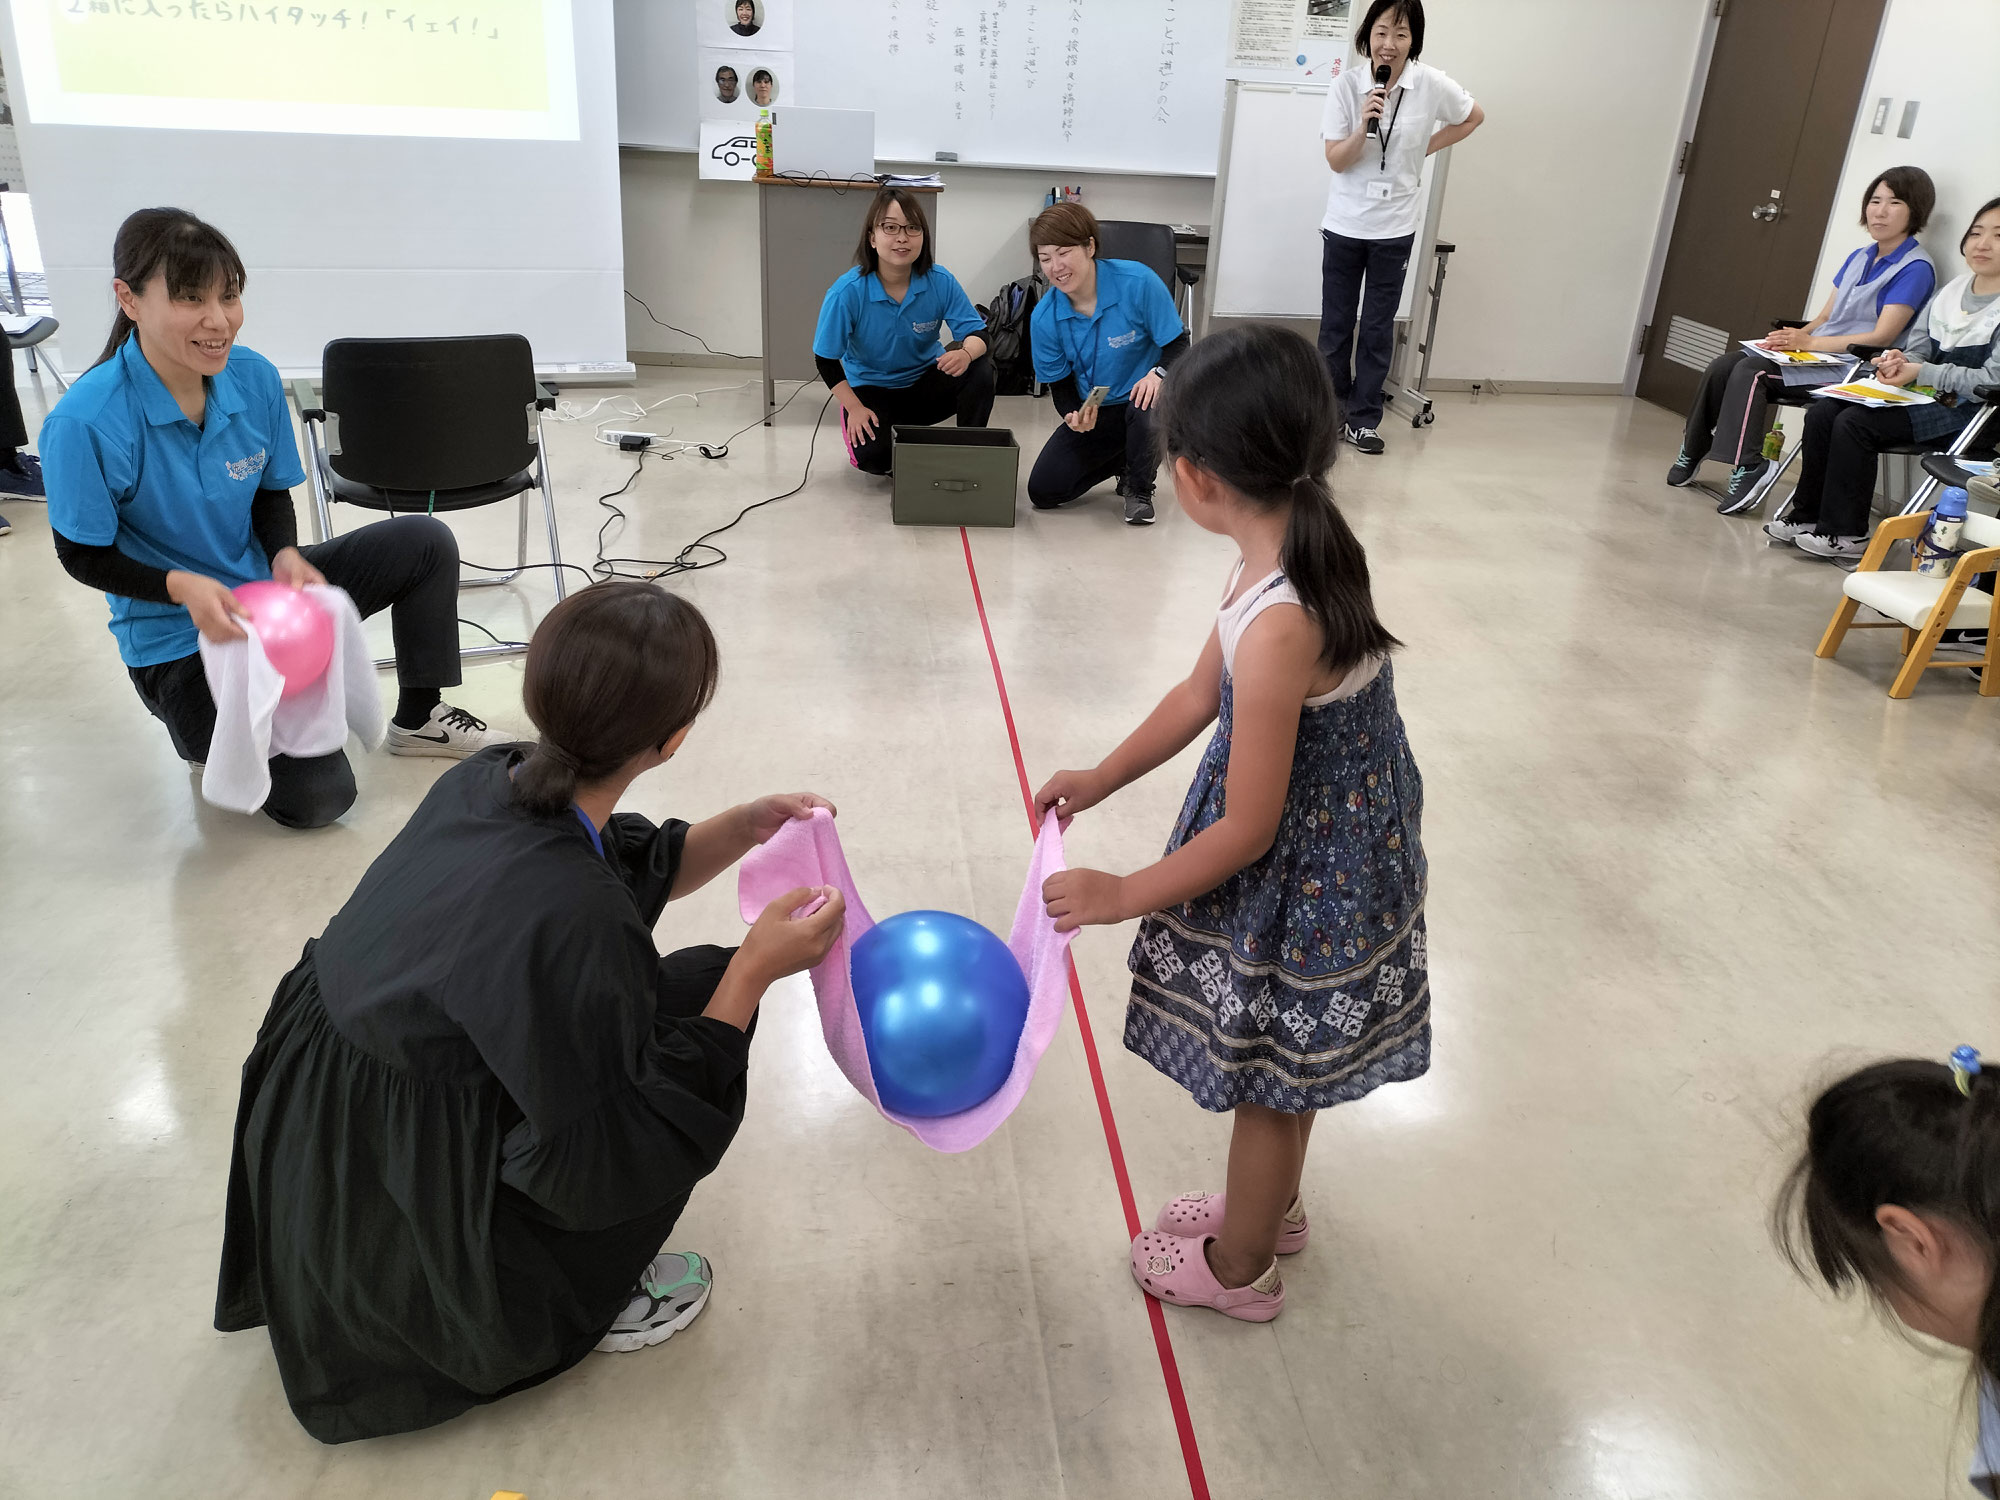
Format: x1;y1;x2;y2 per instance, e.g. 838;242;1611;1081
850;910;1031;1117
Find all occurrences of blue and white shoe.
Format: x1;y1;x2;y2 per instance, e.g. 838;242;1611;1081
594;1250;713;1353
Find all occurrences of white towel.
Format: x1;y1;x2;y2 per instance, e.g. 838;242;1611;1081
195;585;386;815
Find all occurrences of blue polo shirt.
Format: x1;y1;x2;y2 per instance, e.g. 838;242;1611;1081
1031;258;1184;405
1833;235;1935;316
42;336;306;668
812;265;985;390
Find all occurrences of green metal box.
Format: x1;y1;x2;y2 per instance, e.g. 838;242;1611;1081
890;426;1020;528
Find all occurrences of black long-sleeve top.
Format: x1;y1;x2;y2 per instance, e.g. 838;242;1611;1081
52;486;301;603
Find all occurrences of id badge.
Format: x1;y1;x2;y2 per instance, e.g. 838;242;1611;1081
1367;178;1393;202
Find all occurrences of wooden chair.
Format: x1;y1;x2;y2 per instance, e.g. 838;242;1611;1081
1815;505;2000;698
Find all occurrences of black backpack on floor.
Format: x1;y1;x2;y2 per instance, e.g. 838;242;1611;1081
981;274;1043;396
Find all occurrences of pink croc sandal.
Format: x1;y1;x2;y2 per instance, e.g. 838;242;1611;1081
1129;1230;1285;1322
1155;1192;1310;1255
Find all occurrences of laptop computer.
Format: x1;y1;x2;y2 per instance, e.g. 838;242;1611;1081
772;108;876;183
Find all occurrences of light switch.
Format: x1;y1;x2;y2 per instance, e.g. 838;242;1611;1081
1897;100;1920;138
1869;97;1891;134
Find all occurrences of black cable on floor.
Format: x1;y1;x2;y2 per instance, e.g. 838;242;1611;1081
458;383;836;588
624;291;758;360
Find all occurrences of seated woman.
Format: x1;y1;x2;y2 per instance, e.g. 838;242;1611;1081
813;187;994;477
1026;203;1189;526
1766;196;2000;560
214;580;846;1443
1673;166;1937;512
41;208;509;830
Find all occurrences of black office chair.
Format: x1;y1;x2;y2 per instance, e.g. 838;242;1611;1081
1093;219;1200;327
291;334;569;666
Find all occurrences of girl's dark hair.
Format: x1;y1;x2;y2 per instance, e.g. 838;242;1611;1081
854;187;935;277
1774;1056;2000;1389
95;207;247;368
1860;166;1934;235
513;581;720;818
1354;0;1425;59
1029;200;1100;258
1156;324;1400;676
1962;197;2000;256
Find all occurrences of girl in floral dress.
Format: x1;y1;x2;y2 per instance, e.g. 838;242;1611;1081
1038;323;1428;1321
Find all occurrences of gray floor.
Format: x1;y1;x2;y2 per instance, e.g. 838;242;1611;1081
2;364;1995;1498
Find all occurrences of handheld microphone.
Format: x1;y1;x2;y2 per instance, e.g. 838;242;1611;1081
1365;63;1391;137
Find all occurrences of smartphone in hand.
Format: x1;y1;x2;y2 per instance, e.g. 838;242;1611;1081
1080;384;1111;414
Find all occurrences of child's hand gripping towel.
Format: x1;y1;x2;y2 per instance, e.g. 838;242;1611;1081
194;585;386;814
739;807;1076;1152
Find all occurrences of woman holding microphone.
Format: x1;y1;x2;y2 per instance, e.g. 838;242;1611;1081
1319;0;1483;455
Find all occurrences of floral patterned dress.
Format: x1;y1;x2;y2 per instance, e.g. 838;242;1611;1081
1124;569;1430;1113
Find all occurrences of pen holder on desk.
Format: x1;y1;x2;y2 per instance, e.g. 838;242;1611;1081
890;426;1020;528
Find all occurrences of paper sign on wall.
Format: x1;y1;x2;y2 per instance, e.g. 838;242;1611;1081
697;0;795;52
699;118;760;181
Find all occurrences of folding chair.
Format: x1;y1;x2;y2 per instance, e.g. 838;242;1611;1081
1709;328;1881;516
1815;500;2000;698
1760;380;2000;525
291;335;568;667
1094;219;1201;328
3;312;67;392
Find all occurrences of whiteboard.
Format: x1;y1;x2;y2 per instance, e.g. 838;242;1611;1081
615;0;1230;175
1210;82;1433;323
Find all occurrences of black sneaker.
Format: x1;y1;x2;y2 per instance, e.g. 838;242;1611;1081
0;453;44;499
1342;424;1386;456
1716;458;1769;515
1123;492;1156;525
1665;447;1700;487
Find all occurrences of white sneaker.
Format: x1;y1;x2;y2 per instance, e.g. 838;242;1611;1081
594;1250;712;1353
1763;518;1812;543
385;702;515;759
1795;531;1868;561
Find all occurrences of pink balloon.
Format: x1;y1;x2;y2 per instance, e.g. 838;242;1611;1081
233;581;334;700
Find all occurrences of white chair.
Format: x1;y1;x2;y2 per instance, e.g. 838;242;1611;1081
1815;506;2000;698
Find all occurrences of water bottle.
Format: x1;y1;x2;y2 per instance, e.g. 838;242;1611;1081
754;108;772;176
1915;486;1968;576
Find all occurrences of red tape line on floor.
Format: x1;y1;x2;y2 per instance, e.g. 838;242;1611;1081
959;528;1211;1500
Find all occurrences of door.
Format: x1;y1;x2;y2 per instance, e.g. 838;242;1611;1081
1636;0;1885;413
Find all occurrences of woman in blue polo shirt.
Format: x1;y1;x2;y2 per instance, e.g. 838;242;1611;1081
813;188;994;477
1026;202;1188;526
42;208;509;830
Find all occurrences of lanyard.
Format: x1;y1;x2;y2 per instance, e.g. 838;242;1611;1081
1377;83;1405;174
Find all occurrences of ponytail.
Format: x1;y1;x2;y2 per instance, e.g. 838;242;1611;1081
515;581;720;819
1280;475;1401;676
97;310;139;368
510;740;583;819
1155;323;1400;674
1775;1051;2000;1390
93;208;247;369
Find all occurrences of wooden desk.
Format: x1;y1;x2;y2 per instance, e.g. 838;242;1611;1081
755;175;944;422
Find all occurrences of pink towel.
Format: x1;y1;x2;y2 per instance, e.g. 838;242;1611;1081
739;808;1076;1152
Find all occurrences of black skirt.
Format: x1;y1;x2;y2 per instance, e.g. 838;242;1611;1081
215;942;736;1443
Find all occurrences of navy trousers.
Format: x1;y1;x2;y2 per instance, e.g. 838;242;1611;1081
1317;230;1413;433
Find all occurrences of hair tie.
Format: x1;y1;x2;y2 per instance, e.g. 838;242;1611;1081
1950;1044;1982;1097
539;740;580;773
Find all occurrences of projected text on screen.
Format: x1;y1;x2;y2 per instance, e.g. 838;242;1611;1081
14;0;579;139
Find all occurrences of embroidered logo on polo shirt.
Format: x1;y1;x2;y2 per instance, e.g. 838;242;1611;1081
1108;329;1140;349
911;318;941;334
224;448;268;483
